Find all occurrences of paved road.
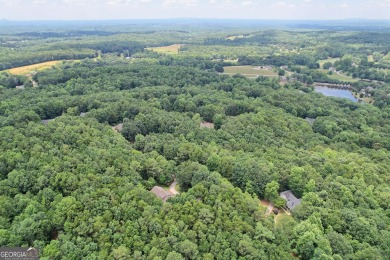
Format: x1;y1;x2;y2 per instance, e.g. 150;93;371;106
169;179;179;195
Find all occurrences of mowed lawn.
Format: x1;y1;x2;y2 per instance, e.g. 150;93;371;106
146;44;181;55
7;61;63;75
223;66;278;78
318;68;360;82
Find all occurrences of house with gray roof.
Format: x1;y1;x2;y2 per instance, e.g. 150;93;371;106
280;190;301;210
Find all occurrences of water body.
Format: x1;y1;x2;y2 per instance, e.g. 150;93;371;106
314;86;358;102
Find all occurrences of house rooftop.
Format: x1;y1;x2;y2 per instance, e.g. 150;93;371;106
304;117;316;125
41;119;55;125
113;123;123;132
280;190;301;210
151;186;173;202
200;122;214;129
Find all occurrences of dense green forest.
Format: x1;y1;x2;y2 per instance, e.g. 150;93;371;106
0;20;390;259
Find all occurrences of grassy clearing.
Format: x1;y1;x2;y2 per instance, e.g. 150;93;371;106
146;44;181;55
175;184;180;193
318;69;360;82
6;60;73;75
226;35;244;40
367;55;374;62
318;58;339;68
274;212;293;226
223;59;239;63
223;66;278;78
258;200;268;214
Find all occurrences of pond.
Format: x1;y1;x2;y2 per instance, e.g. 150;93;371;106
314;86;358;102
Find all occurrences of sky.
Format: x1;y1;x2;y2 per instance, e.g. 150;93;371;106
0;0;389;20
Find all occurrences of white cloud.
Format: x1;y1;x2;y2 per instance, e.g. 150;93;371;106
377;0;390;6
162;0;198;7
63;0;88;3
162;0;175;7
0;0;388;20
242;1;252;6
273;1;296;8
32;0;50;4
105;0;134;6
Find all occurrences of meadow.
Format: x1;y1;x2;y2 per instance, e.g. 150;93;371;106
7;60;65;75
146;44;181;55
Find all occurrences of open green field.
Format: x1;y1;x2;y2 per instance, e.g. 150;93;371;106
318;68;360;82
226;35;244;40
223;66;278;78
318;58;339;68
146;44;181;55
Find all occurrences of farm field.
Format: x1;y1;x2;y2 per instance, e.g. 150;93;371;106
223;65;278;78
146;44;181;55
7;60;65;75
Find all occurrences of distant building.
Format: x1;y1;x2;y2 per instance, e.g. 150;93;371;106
360;86;375;98
280;190;301;210
41;119;55;125
150;186;174;202
113;123;123;132
304;117;316;125
200;122;214;129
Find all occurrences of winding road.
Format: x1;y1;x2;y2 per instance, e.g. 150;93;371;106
169;179;179;195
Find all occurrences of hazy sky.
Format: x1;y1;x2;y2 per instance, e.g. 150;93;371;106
0;0;389;20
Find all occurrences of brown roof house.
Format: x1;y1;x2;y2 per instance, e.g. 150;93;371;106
150;186;174;202
280;190;301;211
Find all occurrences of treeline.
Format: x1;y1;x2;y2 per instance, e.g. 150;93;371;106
16;30;119;38
0;49;96;71
0;40;144;70
238;54;320;69
0;72;28;89
333;57;390;82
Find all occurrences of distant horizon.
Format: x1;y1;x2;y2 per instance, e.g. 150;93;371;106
0;0;389;21
1;18;390;22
